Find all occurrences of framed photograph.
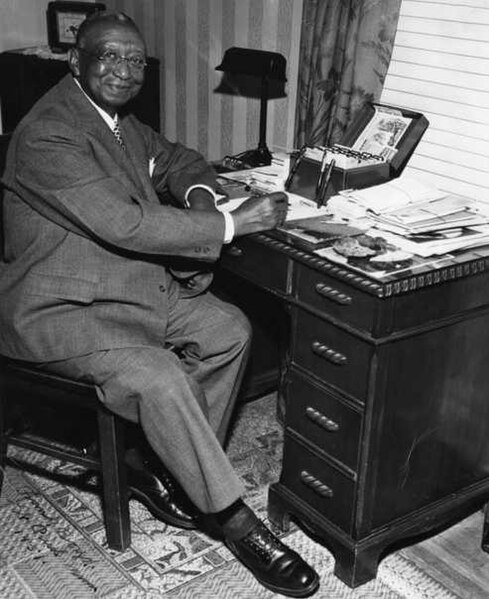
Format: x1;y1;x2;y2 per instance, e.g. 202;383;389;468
47;1;106;53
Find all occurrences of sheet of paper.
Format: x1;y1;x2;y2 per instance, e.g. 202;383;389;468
217;192;332;221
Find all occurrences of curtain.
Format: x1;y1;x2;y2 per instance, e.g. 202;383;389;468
295;0;402;148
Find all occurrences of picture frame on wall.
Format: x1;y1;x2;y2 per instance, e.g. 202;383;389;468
47;1;106;53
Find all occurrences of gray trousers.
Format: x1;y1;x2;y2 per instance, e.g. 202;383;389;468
38;284;251;514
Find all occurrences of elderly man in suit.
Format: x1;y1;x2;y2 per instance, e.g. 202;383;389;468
0;10;319;598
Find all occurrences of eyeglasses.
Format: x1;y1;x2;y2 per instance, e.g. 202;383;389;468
78;48;147;72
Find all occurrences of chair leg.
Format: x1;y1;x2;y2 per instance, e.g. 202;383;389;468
97;407;131;550
0;392;6;494
482;501;489;553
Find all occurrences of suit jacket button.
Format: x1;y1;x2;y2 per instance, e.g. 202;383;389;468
159;285;165;292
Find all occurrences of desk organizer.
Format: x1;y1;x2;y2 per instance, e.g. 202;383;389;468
288;102;429;201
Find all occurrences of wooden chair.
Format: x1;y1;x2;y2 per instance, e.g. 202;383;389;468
0;132;131;550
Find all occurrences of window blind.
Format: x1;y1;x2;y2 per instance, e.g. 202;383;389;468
380;0;489;204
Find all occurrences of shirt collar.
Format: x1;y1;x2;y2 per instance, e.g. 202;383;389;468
73;76;118;130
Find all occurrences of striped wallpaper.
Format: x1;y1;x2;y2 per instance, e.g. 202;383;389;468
106;0;303;161
380;0;489;204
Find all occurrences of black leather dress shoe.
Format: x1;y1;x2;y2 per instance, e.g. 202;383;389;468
226;521;319;597
125;452;200;530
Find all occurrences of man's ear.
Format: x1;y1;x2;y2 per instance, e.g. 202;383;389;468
67;47;80;77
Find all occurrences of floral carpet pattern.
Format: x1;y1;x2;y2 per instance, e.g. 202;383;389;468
0;394;457;598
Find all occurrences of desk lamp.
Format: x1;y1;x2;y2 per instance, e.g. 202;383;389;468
216;47;287;168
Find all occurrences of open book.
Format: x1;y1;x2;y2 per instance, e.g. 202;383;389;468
339;176;447;213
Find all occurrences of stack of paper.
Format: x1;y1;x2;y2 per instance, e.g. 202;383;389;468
217;153;291;194
372;225;489;257
371;195;487;236
329;175;489;253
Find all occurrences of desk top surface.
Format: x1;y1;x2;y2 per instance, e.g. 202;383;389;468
250;231;489;298
216;164;489;298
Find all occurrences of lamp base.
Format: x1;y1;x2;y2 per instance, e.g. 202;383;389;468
223;146;272;170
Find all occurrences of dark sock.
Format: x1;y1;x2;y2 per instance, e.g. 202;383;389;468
215;499;260;541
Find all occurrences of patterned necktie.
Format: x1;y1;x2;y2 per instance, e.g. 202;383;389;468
113;120;126;150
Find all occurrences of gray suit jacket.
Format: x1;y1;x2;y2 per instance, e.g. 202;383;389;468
0;74;225;361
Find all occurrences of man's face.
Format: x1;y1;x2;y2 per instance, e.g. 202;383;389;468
69;21;146;116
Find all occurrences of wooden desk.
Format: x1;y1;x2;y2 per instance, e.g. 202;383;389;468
219;232;489;587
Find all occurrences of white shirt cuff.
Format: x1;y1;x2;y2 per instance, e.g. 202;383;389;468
222;211;235;244
185;184;235;243
184;184;216;208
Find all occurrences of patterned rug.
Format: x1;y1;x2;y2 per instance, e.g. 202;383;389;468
0;394;457;599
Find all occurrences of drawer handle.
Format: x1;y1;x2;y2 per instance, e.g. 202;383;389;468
226;245;243;257
315;283;352;305
300;470;334;498
305;406;339;432
311;341;347;365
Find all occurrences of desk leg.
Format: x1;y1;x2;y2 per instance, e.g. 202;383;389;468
331;544;383;588
268;482;384;588
268;483;292;532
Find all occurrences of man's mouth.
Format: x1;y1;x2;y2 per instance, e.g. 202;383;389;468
108;84;130;92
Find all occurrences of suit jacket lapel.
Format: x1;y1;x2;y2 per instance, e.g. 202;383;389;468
120;118;159;203
64;77;155;202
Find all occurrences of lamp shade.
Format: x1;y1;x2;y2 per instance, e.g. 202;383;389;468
216;47;287;81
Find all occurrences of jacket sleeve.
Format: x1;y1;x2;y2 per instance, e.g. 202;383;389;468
10;119;225;261
137;122;221;292
148;131;219;206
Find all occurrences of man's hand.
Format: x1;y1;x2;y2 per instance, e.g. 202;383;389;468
231;192;288;237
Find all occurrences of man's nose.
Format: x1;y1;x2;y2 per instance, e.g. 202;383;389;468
113;58;132;77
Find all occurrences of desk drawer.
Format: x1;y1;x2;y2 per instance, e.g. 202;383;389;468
281;434;355;533
219;236;289;293
291;310;373;402
295;264;379;333
286;372;362;472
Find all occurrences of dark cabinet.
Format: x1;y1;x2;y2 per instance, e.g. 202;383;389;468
0;49;160;132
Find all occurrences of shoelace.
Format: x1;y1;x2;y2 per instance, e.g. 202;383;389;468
244;524;285;561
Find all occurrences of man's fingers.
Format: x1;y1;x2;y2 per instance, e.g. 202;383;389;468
268;191;287;204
